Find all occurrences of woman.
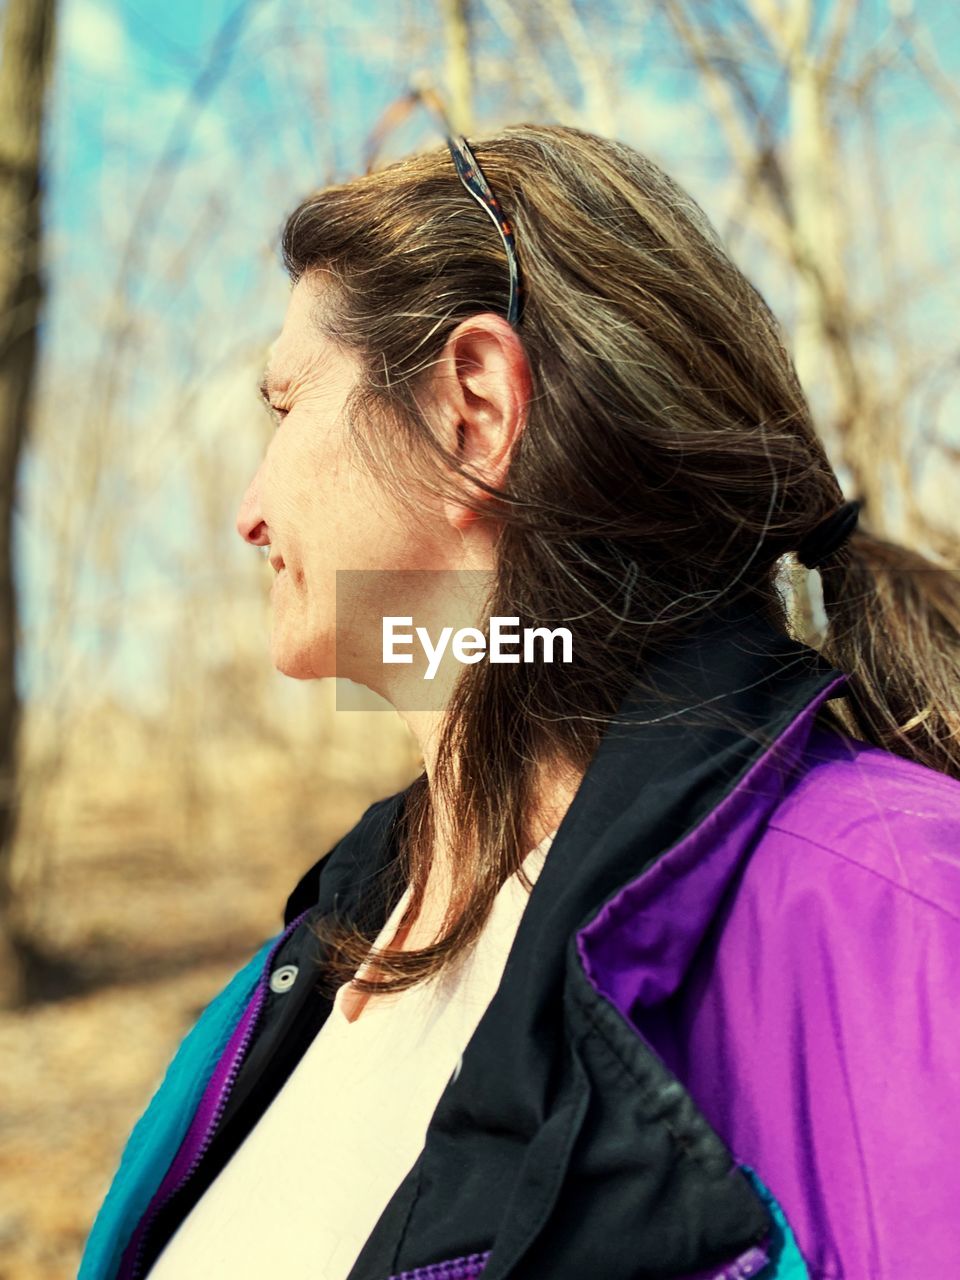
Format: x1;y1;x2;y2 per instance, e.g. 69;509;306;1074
80;121;960;1280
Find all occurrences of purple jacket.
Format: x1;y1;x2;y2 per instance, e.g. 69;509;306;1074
584;710;960;1276
80;597;960;1279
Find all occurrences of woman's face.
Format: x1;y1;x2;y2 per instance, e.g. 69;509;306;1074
237;272;529;708
236;274;455;684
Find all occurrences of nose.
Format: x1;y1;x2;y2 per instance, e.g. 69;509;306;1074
236;467;270;547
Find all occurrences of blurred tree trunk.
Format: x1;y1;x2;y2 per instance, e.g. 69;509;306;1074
0;0;57;1008
440;0;473;134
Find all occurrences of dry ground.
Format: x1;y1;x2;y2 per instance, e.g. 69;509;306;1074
0;713;420;1280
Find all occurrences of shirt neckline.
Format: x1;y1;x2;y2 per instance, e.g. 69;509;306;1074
332;827;557;1028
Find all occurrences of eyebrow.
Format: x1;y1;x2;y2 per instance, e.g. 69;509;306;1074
257;375;272;404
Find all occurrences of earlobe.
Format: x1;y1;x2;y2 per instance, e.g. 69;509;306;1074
442;489;483;533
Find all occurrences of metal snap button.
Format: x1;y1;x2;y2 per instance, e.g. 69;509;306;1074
269;963;299;994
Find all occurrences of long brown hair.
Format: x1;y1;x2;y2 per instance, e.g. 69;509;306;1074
278;123;960;998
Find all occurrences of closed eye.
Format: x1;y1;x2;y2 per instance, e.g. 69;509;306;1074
257;379;290;423
259;399;289;424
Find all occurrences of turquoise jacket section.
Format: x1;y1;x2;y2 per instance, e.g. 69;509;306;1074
742;1167;810;1280
78;933;279;1280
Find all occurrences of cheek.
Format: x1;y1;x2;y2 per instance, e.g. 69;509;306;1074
267;421;434;577
264;430;329;537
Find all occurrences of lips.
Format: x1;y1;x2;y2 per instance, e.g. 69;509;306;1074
269;555;285;574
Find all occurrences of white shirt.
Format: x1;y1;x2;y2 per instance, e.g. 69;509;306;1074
148;830;556;1279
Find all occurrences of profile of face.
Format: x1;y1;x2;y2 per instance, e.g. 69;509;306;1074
236;273;531;702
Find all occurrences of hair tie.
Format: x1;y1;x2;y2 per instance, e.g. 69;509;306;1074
795;500;861;570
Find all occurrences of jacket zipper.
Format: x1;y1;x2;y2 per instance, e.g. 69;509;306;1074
118;906;316;1280
698;1238;771;1280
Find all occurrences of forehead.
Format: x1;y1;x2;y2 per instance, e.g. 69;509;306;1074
262;275;333;391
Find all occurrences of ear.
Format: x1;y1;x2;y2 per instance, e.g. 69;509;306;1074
431;314;532;532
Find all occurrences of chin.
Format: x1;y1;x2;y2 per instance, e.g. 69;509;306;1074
269;630;335;681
